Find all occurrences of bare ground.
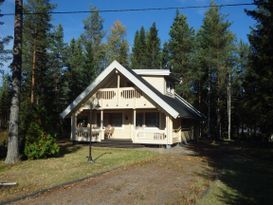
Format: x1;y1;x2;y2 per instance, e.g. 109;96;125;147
12;146;210;205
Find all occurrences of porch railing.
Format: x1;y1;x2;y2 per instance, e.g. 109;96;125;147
76;127;101;141
134;129;167;144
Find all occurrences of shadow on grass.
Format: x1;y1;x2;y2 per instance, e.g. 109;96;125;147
188;140;273;205
94;152;112;162
57;140;83;157
0;144;7;160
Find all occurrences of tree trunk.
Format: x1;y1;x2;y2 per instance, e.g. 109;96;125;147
217;96;221;140
198;80;202;138
31;42;36;104
5;0;23;164
207;69;211;138
227;71;232;141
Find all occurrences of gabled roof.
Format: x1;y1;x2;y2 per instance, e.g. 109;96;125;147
60;60;203;120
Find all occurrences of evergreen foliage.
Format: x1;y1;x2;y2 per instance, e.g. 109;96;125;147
131;26;147;69
81;6;105;75
146;23;161;69
64;38;86;102
24;122;59;159
245;0;273;138
168;11;195;98
196;3;235;138
161;42;170;69
0;75;11;129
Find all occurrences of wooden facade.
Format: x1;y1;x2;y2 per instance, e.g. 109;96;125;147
61;61;203;146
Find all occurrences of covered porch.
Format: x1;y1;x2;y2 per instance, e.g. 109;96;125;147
70;108;184;145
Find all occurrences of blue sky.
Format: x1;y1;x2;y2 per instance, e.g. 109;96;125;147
1;0;255;72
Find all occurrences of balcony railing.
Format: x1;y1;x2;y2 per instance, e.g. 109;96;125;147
95;87;155;109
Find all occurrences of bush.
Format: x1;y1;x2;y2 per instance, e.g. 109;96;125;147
24;123;60;159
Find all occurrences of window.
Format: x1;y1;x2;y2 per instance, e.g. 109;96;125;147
136;113;144;127
136;112;159;128
145;112;159;127
103;113;123;127
96;113;101;127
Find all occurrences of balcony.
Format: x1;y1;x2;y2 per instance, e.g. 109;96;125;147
95;87;155;109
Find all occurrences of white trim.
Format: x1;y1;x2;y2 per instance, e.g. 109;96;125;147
61;60;179;119
133;69;170;76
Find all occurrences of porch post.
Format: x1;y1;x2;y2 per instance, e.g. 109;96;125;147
133;109;136;142
166;115;172;148
71;113;77;141
100;110;104;139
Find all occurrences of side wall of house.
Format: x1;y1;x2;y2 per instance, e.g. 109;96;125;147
142;76;166;94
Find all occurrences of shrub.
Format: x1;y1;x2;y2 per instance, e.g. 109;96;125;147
24;123;60;159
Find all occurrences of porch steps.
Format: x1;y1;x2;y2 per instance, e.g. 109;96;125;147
93;139;144;148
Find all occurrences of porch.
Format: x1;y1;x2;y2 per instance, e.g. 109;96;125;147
71;108;182;145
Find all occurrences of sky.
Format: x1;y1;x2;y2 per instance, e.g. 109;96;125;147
1;0;255;73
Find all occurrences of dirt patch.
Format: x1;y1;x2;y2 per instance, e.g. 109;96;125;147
13;146;210;205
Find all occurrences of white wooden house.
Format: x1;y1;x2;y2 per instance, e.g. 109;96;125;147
61;61;204;146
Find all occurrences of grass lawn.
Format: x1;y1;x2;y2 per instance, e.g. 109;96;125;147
0;130;7;144
194;141;273;205
0;143;156;203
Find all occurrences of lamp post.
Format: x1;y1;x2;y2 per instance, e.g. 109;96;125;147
87;98;100;163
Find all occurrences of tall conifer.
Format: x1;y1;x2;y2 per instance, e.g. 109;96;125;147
168;11;195;97
146;23;161;69
245;0;273;137
131;26;147;69
82;6;105;74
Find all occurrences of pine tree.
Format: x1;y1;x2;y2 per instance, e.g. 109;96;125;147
5;0;23;164
168;11;195;98
20;0;55;136
82;41;95;88
81;6;105;74
106;21;129;67
233;41;250;137
131;26;147;69
146;23;161;69
22;0;54;106
161;42;170;69
197;2;235;139
64;38;86;102
45;24;66;133
245;0;273;137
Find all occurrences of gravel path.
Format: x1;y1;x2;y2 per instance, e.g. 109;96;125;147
14;146;208;205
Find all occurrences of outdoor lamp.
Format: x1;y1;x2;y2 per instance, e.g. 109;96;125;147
87;98;100;163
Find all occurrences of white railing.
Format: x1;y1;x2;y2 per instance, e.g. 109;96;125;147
134;129;167;144
96;87;154;108
76;127;101;142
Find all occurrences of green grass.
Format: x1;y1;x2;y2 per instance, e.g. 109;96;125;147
195;142;273;205
0;130;7;144
0;145;156;202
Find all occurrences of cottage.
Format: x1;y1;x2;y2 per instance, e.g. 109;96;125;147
61;60;204;147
